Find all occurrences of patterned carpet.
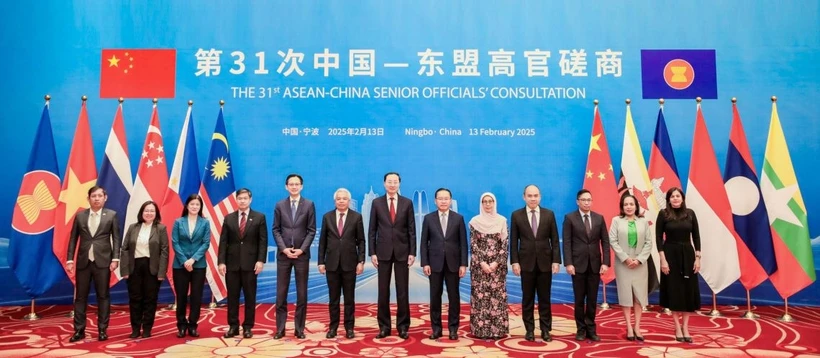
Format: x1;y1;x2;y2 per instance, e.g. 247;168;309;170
0;303;819;357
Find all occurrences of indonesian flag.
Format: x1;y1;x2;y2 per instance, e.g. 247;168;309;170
582;103;619;284
686;103;740;294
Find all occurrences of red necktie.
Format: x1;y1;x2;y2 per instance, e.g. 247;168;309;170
389;198;396;223
338;212;345;236
239;212;247;237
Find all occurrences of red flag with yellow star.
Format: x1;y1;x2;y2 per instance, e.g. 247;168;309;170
582;103;620;284
53;100;98;285
100;49;176;98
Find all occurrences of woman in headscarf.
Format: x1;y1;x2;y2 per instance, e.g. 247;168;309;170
469;192;509;340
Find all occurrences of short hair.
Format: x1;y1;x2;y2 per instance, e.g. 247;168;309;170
619;193;639;217
576;189;591;199
434;188;452;198
383;172;401;182
285;174;303;185
523;184;540;194
236;188;252;198
333;188;352;200
88;185;106;197
181;194;204;218
137;200;161;224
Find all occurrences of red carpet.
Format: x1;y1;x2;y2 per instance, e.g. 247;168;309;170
0;304;819;357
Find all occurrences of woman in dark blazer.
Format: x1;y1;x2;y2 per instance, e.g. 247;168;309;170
171;194;211;338
120;200;169;339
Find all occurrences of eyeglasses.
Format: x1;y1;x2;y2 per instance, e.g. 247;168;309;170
578;198;592;202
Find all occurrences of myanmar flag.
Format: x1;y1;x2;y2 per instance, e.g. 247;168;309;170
761;100;815;299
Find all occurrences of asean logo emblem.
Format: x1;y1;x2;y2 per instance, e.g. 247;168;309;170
12;170;60;235
663;59;695;90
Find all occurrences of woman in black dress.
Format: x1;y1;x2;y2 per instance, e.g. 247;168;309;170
656;187;700;343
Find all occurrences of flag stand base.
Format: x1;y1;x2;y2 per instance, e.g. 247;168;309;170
707;309;723;317
778;313;795;323
23;313;39;321
209;301;218;309
66;310;74;318
741;311;759;319
166;303;177;311
662;308;671;314
599;302;610;309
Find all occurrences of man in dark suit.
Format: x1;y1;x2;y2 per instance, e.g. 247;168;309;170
318;188;365;339
562;189;611;342
272;174;316;339
368;172;416;339
420;188;467;341
218;188;268;339
66;185;121;342
510;184;561;342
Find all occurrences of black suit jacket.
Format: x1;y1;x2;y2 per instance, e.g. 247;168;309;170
318;210;366;271
119;222;170;278
420;210;468;273
272;197;317;260
67;208;122;269
368;195;416;260
218;209;268;271
510;206;561;272
562;211;611;274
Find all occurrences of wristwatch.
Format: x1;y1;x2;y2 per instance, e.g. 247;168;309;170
695;253;701;258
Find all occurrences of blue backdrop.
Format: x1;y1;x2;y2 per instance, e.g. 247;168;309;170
1;1;818;307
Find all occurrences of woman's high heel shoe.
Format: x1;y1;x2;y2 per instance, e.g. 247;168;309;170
684;336;693;343
675;336;685;342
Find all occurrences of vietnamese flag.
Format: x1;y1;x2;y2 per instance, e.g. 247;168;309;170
100;49;176;98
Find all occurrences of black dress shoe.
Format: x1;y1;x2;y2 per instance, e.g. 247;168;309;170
188;328;200;337
176;329;186;338
398;330;409;340
274;330;285;339
345;330;355;339
98;331;108;341
295;331;305;339
525;331;535;342
429;331;442;340
141;331;151;338
69;330;85;343
587;332;600;342
243;329;253;338
576;331;587;341
131;330;142;339
224;327;240;338
376;330;390;338
541;331;552;342
449;332;458;340
326;330;337;339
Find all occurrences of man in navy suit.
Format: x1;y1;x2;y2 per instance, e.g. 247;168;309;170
272;174;317;339
420;188;467;341
368;172;416;339
318;188;365;339
218;188;268;339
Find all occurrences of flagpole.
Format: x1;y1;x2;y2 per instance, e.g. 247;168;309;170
740;289;759;319
707;292;722;317
599;281;610;309
23;299;39;321
778;297;795;322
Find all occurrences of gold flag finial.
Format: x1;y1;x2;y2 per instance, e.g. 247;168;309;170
696;97;702;103
771;96;777;102
188;100;193;106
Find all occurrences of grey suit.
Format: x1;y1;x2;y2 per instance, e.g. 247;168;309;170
66;208;121;332
272;197;317;334
608;216;652;307
120;222;169;332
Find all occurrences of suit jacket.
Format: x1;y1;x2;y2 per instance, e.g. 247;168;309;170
218;209;268;271
67;208;122;269
609;216;652;265
420;210;468;273
510;206;560;272
318;209;366;271
562;210;611;274
368;195;416;261
120;222;170;278
171;216;211;269
272;197;317;260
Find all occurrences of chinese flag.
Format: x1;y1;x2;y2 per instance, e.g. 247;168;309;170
100;49;176;98
582;103;620;284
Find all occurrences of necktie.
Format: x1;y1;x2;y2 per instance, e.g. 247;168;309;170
291;200;297;222
389;198;396;223
338;212;345;236
239;212;247;237
89;212;99;262
584;214;592;236
530;209;537;236
441;212;448;236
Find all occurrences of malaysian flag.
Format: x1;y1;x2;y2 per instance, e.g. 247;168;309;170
199;107;236;301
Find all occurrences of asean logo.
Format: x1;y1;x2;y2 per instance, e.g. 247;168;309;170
663;59;695;90
12;170;60;235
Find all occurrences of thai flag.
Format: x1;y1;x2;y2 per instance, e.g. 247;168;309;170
98;102;133;249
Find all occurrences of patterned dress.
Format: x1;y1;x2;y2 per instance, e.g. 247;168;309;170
469;226;509;338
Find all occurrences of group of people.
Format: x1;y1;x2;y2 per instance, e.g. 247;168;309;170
64;173;702;344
